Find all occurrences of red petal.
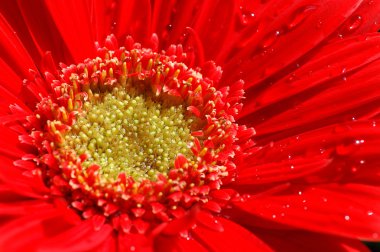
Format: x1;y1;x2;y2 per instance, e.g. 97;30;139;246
192;0;238;62
162;207;199;235
38;221;112;252
114;0;152;44
244;33;380;121
118;233;153;252
330;0;380;39
236;183;380;240
256;229;371;252
0;200;52;215
243;120;380;185
13;0;73;64
196;210;224;232
44;0;96;62
192;217;273;252
0;13;37;78
236;155;331;185
0;208;72;251
243;35;380;139
154;235;208;252
221;0;364;86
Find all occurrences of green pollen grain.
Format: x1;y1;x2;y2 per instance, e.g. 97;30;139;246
64;88;194;181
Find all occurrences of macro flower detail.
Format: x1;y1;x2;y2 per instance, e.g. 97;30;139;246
20;37;253;233
1;1;380;251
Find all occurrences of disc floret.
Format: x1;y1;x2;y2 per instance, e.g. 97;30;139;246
21;35;255;234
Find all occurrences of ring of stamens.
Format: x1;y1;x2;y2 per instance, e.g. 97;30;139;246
24;39;252;233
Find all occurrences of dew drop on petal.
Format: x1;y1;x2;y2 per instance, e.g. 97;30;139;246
284;204;290;209
239;11;255;26
344;215;351;221
368;211;374;216
354;139;364;145
167;24;173;31
347;15;362;31
287;5;317;30
261;30;280;49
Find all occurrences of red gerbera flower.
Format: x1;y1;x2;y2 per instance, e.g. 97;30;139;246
1;0;380;251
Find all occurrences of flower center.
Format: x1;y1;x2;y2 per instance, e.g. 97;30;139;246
19;35;254;234
64;88;194;181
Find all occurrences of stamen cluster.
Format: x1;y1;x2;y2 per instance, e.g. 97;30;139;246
21;36;255;233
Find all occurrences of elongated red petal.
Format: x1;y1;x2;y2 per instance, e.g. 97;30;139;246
235;183;380;240
236;155;331;185
0;13;37;77
192;217;273;251
38;221;113;252
256;229;371;252
242;33;380;121
44;0;96;62
0;208;72;251
221;0;364;86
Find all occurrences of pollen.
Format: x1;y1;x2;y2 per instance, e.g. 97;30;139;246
24;35;252;233
63;88;194;181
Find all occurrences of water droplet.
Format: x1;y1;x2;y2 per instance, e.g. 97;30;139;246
130;246;136;251
359;160;365;164
316;19;323;28
368;211;374;216
344;215;351;221
261;30;280;49
239;12;255;26
167;24;173;31
355;139;364;145
111;21;117;31
347;15;362;32
298;191;302;195
287;5;317;30
286;73;297;82
272;214;277;219
290;165;295;170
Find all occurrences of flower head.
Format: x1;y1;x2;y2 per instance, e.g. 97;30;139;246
1;1;380;251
